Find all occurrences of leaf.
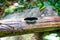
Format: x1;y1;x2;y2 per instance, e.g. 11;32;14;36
4;8;14;14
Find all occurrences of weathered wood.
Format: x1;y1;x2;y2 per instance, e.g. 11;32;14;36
0;16;60;37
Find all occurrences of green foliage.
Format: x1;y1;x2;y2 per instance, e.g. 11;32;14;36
49;0;60;16
0;0;4;7
43;33;60;40
1;0;60;17
4;7;14;14
0;0;4;3
38;0;60;16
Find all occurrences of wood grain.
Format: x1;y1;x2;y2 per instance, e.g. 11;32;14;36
0;16;60;37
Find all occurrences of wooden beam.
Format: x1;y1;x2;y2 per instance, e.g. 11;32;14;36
0;16;60;37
